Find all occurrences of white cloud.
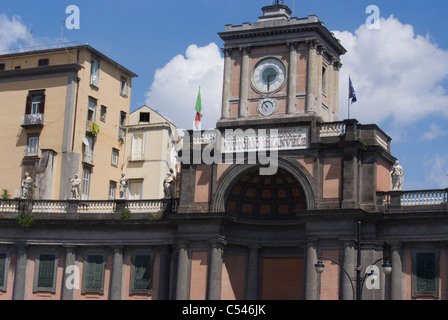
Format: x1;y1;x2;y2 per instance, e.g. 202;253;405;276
423;155;448;189
333;16;448;126
422;123;448;140
145;43;224;130
0;14;34;51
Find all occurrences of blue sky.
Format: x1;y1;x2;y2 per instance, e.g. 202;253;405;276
1;0;448;191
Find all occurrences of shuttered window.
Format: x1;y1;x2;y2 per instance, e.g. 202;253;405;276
0;253;6;288
85;255;104;291
37;254;56;289
416;253;436;293
134;255;151;290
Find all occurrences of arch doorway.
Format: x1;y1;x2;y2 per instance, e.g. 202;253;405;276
225;167;307;220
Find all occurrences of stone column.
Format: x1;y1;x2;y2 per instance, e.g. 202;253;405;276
287;42;299;114
341;240;355;300
208;239;225;300
246;246;260;300
176;241;190;300
239;46;251;117
390;243;404;300
109;247;124;300
305;240;319;300
157;246;171;300
306;40;318;114
12;243;28;300
61;246;77;300
332;59;342;120
221;48;233;119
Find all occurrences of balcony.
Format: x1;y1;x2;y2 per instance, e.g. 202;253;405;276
21;114;44;128
86;121;100;136
82;152;94;166
378;189;448;213
0;198;179;217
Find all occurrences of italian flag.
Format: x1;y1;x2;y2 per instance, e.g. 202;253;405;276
195;88;202;129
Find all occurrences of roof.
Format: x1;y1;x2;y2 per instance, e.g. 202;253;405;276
0;43;138;78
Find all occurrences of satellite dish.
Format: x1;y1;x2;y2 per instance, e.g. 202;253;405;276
83;138;89;146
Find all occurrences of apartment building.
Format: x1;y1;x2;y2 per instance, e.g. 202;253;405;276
0;44;138;200
124;105;180;200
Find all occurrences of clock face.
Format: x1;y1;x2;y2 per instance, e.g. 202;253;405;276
253;58;286;93
258;98;278;116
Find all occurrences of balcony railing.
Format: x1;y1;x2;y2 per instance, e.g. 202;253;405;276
318;122;346;137
379;189;448;211
21;114;44;128
86;121;100;136
0;199;179;216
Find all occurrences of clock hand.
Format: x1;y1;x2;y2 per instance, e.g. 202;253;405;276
267;72;278;91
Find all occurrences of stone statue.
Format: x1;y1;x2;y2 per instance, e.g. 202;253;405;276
391;160;404;191
21;172;35;200
70;174;81;199
163;169;175;199
119;173;128;199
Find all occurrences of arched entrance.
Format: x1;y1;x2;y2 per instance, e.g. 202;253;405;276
225;167;306;219
212;157;315;215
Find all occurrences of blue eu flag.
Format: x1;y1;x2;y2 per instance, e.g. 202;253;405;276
349;77;357;103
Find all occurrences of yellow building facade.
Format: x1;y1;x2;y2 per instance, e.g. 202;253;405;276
0;44;138;200
124;105;180;200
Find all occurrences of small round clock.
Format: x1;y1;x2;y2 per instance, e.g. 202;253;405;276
258;98;278;116
253;58;286;93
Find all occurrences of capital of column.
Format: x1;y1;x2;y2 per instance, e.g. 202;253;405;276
287;41;300;51
239;46;251;56
222;48;233;58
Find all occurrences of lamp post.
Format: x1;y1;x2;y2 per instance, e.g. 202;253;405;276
314;221;392;300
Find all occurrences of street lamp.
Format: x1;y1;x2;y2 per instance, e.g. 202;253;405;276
314;221;392;300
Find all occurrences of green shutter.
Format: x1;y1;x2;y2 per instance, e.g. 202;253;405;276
37;254;55;288
134;255;151;290
416;253;436;292
0;253;6;287
86;255;103;290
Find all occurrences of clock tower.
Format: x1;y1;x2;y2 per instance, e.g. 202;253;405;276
217;3;346;128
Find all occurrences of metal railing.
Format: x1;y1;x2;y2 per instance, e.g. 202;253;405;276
22;114;44;127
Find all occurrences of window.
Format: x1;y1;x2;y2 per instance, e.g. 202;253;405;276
139;112;150;123
25;91;46;115
38;59;49;67
415;253;437;296
26;135;39;157
82;255;105;294
109;181;117;200
100;106;107;122
90;57;100;87
128;180;143;200
34;254;57;293
130;255;152;294
81;167;91;200
111;148;119;167
87;97;97;123
120;77;129;97
0;64;5;71
0;253;6;290
130;133;144;161
322;66;327;95
119;111;127;140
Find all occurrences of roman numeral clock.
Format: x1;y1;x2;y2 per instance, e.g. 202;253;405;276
253;58;286;116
